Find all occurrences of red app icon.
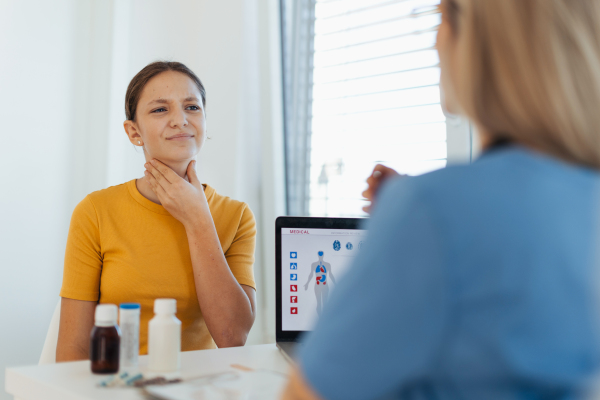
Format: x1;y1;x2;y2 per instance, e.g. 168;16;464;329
291;296;298;303
290;285;297;292
291;307;298;314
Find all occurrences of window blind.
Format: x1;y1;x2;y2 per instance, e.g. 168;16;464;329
308;0;445;217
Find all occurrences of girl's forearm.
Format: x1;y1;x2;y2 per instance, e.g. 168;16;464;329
185;221;254;347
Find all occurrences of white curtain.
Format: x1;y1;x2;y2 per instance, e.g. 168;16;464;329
281;0;317;216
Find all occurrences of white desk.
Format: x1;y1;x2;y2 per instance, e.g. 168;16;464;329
5;344;290;400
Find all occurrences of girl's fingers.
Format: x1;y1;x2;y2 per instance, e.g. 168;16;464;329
145;162;170;188
144;170;169;202
153;180;169;202
149;159;179;184
144;170;155;187
145;170;162;190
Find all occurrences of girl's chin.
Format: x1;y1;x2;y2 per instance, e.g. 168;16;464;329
147;150;200;164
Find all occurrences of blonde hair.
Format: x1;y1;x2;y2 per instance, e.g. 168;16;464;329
451;0;600;168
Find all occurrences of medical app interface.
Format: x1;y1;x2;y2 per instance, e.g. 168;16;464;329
281;227;367;331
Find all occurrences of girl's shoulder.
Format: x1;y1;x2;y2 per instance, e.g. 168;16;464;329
71;181;133;220
83;181;132;207
69;181;132;228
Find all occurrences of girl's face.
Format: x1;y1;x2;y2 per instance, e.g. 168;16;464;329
125;71;206;164
436;0;461;114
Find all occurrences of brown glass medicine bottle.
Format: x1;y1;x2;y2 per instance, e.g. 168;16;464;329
90;304;121;374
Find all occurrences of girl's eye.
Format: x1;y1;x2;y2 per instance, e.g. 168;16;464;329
152;107;167;113
186;105;200;111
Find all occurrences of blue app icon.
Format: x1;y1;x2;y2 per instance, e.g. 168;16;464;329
290;274;298;281
346;242;353;250
290;252;297;258
290;263;297;270
333;240;341;251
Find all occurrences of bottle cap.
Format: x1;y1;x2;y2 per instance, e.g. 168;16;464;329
120;303;141;310
95;304;118;325
119;303;140;322
154;298;176;314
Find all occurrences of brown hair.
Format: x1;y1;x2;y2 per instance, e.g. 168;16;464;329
449;0;600;168
125;61;206;122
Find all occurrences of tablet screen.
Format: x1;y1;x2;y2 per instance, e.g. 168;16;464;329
281;227;368;331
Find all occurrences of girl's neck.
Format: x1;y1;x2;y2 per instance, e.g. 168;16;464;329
152;159;190;180
136;177;162;205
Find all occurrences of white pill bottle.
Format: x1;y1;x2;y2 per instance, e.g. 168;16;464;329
119;303;141;371
148;299;181;373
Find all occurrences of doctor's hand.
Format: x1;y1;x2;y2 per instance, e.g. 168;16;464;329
144;159;209;229
362;164;402;214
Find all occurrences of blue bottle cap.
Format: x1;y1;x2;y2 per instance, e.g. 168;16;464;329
120;303;141;309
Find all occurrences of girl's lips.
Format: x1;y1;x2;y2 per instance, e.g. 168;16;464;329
167;135;194;140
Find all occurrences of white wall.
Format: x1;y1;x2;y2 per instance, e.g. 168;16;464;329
0;2;77;399
0;1;284;398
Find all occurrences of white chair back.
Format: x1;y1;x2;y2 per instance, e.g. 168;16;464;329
38;299;61;365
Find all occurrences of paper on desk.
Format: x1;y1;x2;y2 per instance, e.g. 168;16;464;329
144;369;287;400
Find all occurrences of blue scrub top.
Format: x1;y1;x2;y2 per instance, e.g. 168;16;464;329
298;146;600;400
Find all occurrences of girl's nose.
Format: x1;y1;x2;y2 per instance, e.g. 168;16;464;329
170;108;188;128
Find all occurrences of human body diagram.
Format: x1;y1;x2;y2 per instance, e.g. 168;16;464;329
304;251;336;316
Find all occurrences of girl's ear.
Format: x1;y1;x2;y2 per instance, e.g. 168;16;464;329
124;120;144;146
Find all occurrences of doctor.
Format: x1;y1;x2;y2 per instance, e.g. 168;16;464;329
282;0;600;398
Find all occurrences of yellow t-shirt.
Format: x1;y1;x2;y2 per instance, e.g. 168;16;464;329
59;179;256;354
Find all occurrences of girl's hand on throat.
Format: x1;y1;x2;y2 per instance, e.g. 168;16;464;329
143;159;210;229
